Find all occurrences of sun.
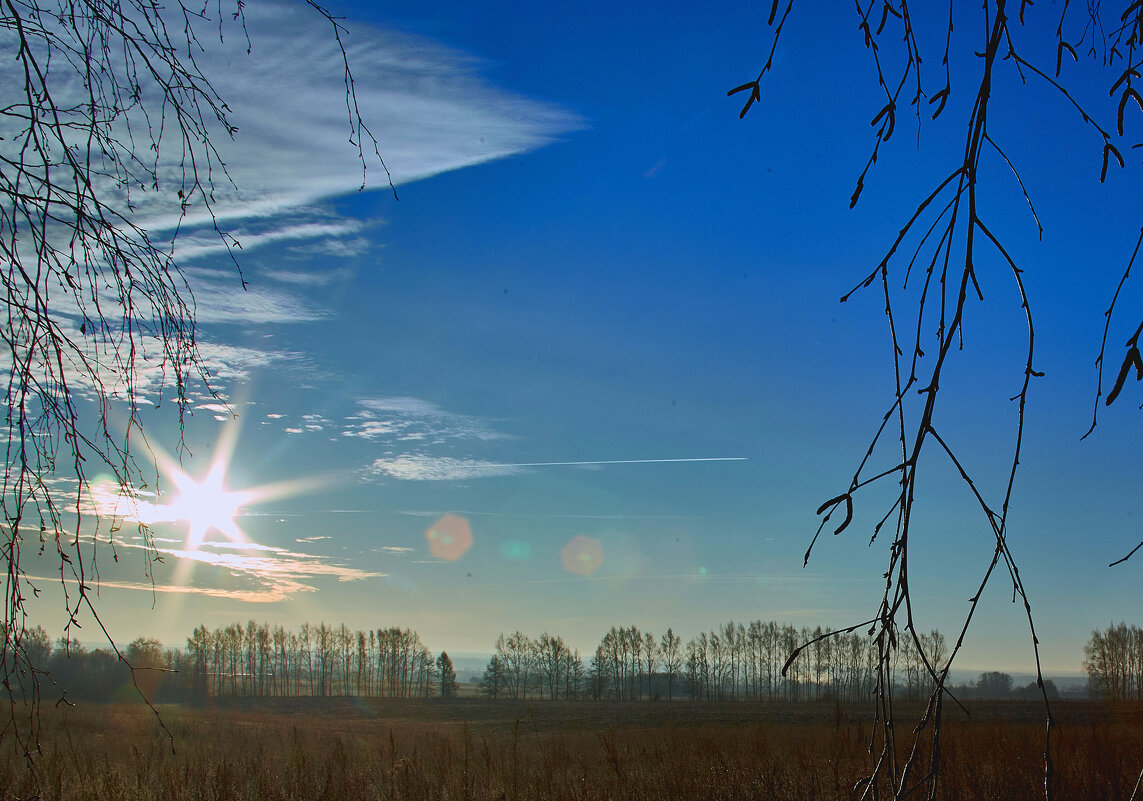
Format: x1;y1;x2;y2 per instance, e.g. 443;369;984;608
89;416;329;557
141;421;267;551
166;461;256;549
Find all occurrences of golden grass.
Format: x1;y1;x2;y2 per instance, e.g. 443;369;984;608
0;699;1139;800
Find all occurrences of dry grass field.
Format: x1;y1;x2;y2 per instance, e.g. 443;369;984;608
0;698;1139;800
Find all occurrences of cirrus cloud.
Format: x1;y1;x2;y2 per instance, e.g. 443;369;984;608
367;454;521;481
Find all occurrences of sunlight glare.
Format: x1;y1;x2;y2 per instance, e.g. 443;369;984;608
168;462;255;550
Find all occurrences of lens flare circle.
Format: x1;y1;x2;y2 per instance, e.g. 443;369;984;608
561;535;603;576
425;514;473;561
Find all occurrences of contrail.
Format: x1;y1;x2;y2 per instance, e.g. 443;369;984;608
505;457;747;467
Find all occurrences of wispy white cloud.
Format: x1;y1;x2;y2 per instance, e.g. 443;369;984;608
368;454;521;481
343;397;509;442
75;528;381;602
267;266;358;287
156;543;382;591
361;397;447;416
0;306;309;412
34;575;300;604
347;397;521;480
350;395;744;483
133;0;583;244
181;266;329;325
396;509;707;521
0;1;580;408
367;454;748;482
171;219;368;262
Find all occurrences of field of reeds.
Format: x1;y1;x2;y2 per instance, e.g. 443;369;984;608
0;698;1140;800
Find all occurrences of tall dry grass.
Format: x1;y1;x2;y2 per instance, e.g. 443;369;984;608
0;699;1138;800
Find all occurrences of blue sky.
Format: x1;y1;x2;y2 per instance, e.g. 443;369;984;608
27;1;1143;674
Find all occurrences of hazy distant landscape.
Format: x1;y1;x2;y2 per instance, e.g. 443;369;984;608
26;618;1114;707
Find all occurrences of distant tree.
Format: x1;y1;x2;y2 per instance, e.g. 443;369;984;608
125;638;163;669
481;654;507;699
355;631;368;697
419;648;439;698
659;628;682;701
295;622;312;695
597;628;620;700
126;637;166;699
1014;680;1060;701
566;649;585;700
185;626;212;700
537;632;570;700
498;632;536;700
5;625;52;705
642;631;659;701
810;626;827;701
316;623;333;696
976;671;1014;698
587;648;608;700
624;626;642;700
1083;622;1143;701
921;630;948;675
437;652;459;699
337;624;354;695
684;635;706;701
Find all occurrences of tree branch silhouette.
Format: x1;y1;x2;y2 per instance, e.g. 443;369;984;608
0;0;385;760
735;1;1142;797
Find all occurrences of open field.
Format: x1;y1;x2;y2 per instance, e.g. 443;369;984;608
1;698;1140;799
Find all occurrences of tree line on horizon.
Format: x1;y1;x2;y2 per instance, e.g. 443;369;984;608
14;620;1137;704
182;622;441;699
480;622;952;703
16;621;457;703
479;625;1071;704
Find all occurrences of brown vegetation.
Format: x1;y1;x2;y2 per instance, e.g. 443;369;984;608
1;699;1139;800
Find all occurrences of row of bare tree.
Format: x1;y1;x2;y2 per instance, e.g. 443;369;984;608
27;619;1133;705
481;622;948;703
19;622;444;703
182;621;437;699
1083;622;1143;701
481;631;587;700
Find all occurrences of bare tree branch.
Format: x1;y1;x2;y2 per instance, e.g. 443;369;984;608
0;0;385;760
735;1;1143;797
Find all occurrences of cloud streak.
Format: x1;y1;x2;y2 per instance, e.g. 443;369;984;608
145;536;381;601
0;2;580;406
368;455;521;481
132;1;583;243
368;454;747;481
343;397;510;443
507;457;747;467
31;575;301;605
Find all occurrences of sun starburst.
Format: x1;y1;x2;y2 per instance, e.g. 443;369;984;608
166;458;257;550
90;418;323;555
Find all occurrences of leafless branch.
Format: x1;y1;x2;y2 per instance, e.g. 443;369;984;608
734;1;1143;797
0;0;385;759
